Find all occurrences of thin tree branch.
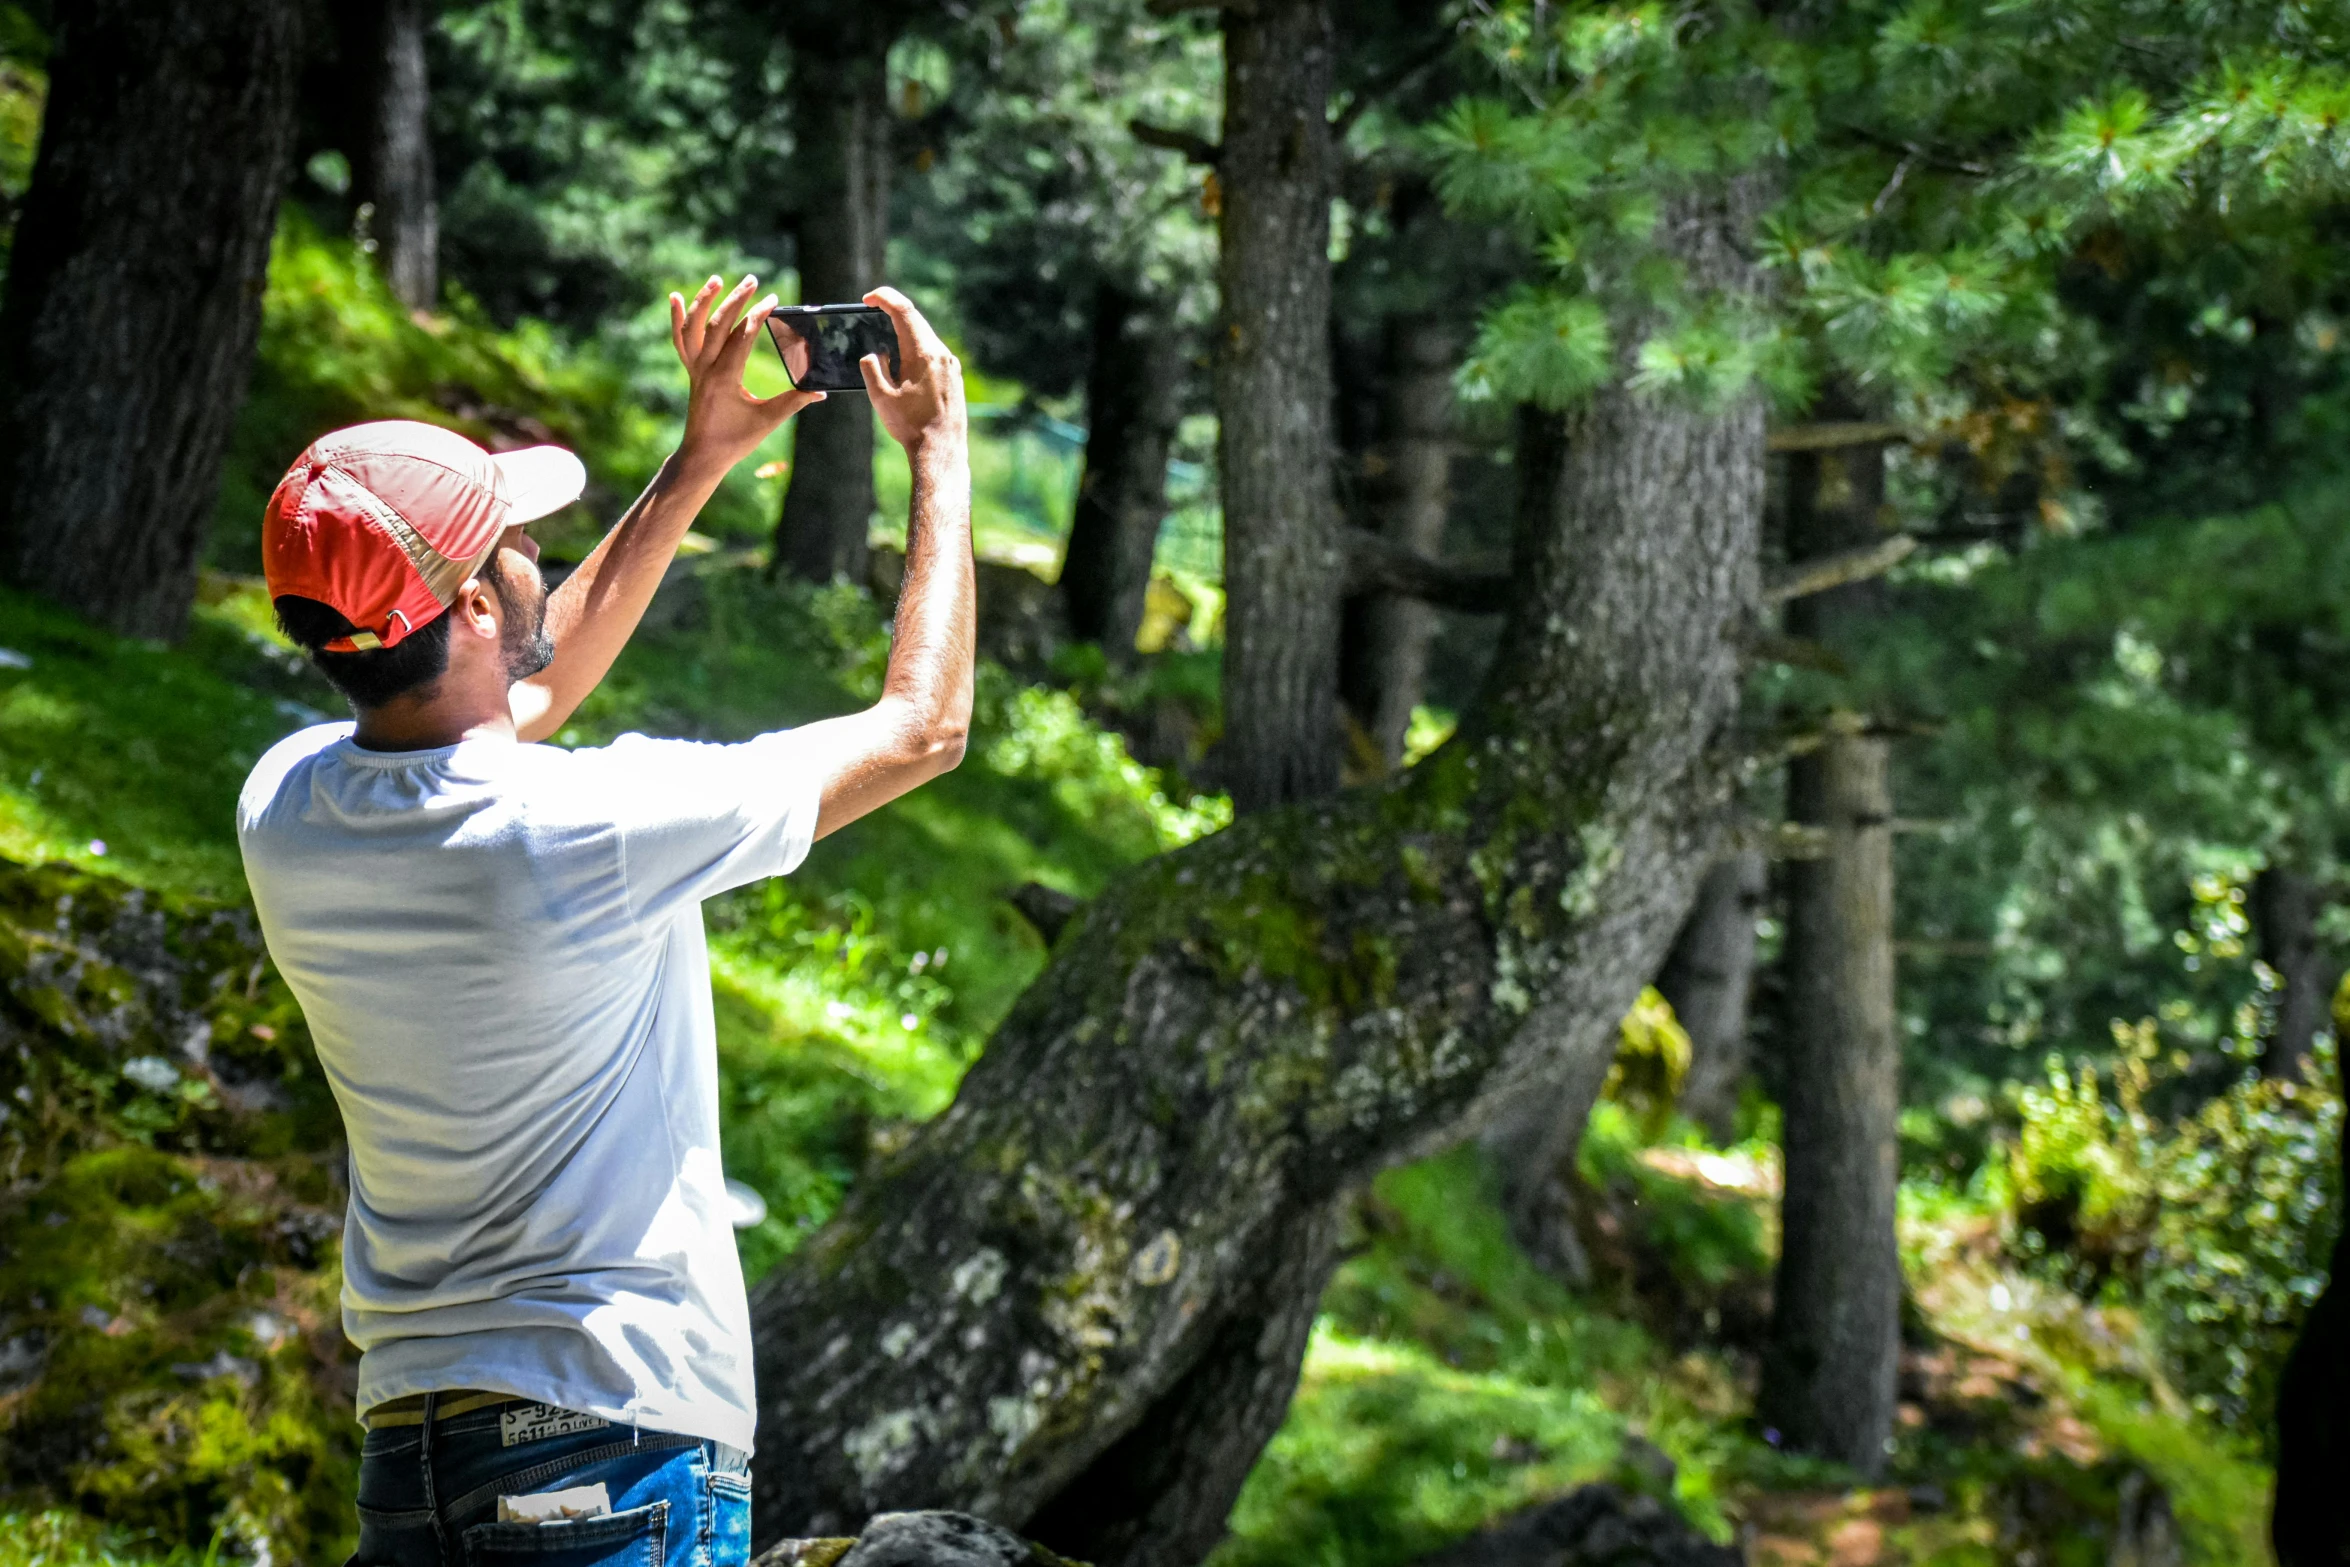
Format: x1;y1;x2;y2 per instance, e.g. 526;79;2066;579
1129;118;1221;165
1342;526;1512;614
1761;535;1918;605
1766;421;1911;453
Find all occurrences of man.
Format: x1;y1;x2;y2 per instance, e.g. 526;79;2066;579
237;278;973;1566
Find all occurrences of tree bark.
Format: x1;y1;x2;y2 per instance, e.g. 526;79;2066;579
1340;317;1456;770
1483;1025;1615;1288
1214;0;1343;813
2269;1105;2348;1566
1659;850;1765;1143
774;17;894;586
353;0;438;310
2252;866;2336;1081
1758;723;1901;1476
1063;284;1183;658
746;185;1768;1564
0;0;305;641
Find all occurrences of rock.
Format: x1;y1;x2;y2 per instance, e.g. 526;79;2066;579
1408;1485;1742;1567
754;1512;1087;1567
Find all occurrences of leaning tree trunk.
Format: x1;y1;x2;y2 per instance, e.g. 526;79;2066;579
1659;850;1765;1142
354;0;439;310
1757;721;1901;1476
1063;283;1183;657
747;183;1768;1565
774;19;893;586
1339;317;1456;770
0;0;305;641
1215;0;1342;813
2252;866;2336;1081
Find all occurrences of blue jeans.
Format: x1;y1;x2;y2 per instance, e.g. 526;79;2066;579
349;1394;751;1566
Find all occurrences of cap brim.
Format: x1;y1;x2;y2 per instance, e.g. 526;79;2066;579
493;445;588;525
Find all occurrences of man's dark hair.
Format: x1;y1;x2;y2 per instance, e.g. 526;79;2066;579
274;596;453;711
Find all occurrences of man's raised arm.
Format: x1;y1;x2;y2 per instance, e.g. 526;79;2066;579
511;275;821;742
786;288;976;839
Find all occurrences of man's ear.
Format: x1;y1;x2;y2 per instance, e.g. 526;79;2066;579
453;576;502;642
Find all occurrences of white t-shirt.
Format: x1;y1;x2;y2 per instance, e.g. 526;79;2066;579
236;723;821;1452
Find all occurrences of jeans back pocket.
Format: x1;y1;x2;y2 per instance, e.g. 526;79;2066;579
462;1499;667;1565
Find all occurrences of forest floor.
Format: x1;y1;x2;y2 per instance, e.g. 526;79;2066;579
0;556;2273;1567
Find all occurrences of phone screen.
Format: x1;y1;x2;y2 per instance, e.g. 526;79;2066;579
765;305;900;394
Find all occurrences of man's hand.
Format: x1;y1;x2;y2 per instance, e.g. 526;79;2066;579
860;287;967;455
670;274;824;476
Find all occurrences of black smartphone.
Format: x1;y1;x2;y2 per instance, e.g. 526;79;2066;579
765;304;901;394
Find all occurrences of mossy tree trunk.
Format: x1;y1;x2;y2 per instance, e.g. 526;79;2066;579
746;185;1768;1567
1660;849;1765;1142
0;0;306;641
1339;317;1457;771
1215;0;1343;813
773;10;896;587
1063;283;1183;659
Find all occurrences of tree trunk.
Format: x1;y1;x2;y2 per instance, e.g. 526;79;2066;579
1755;421;1902;1477
1483;1025;1615;1288
2252;866;2336;1081
774;20;893;586
2270;1106;2348;1566
1758;722;1901;1477
0;0;305;641
1339;317;1456;770
354;0;438;310
1659;850;1765;1143
1214;0;1342;813
1063;283;1182;658
746;184;1768;1563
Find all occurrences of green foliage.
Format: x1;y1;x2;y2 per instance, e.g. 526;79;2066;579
1427;0;2350;492
0;587;307;899
2004;1025;2343;1438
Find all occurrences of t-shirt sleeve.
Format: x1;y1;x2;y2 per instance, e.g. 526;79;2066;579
593;730;824;925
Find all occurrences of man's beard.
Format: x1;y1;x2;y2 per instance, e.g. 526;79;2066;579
496;553;555;683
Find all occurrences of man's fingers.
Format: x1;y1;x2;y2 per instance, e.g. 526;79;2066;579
752;386;827;421
706;275;761;350
862;286;946;371
859;351;901;401
681;275;721;361
717;294;780;376
668;292;688;363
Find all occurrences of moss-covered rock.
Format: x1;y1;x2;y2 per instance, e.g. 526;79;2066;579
0;856;354;1563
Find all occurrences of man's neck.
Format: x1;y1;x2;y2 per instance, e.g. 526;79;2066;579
351;696;520;753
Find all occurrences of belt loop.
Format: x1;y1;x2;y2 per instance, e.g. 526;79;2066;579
421;1391;450;1563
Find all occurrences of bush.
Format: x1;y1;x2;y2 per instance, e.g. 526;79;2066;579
2006;1020;2342;1439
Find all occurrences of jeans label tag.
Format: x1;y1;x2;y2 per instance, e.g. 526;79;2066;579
499;1403;609;1448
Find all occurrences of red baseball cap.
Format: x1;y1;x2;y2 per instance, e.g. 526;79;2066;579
262;420;587;652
